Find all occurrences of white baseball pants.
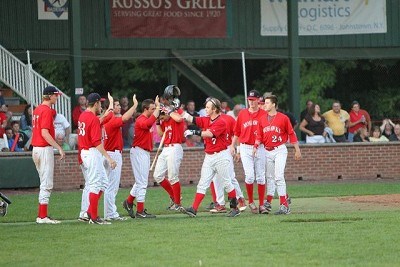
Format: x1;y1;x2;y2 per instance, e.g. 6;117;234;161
153;144;183;185
81;148;108;194
240;143;266;185
266;144;288;197
32;146;54;205
79;164;89;218
129;147;150;202
104;150;123;219
197;149;234;195
212;148;245;205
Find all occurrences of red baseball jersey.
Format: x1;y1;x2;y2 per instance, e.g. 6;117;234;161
161;109;184;145
221;113;236;147
0;112;7;136
195;115;227;154
78;111;102;150
103;115;124;151
132;113;157;151
101;112;113;126
257;112;298;148
234;108;267;145
31;104;56;147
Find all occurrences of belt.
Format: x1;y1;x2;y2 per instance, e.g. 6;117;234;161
265;146;278;151
107;149;122;153
164;143;178;147
132;146;150;152
241;142;254;146
205;150;222;155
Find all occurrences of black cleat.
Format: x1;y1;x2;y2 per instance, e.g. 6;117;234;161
180;206;197;217
135;209;156;219
122;200;135;218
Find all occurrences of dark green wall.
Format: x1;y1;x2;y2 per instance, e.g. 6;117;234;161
1;0;400;60
0;157;40;188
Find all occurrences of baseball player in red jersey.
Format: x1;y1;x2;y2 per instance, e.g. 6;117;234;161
255;95;301;215
153;106;185;210
180;97;240;217
230;90;269;214
122;96;161;219
103;95;138;221
78;93;117;225
209;112;247;213
78;106;114;222
32;86;65;224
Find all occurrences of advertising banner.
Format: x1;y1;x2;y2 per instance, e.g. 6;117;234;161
261;0;386;36
37;0;68;20
110;0;228;38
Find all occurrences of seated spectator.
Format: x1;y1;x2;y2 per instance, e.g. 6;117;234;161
299;104;326;144
348;101;371;142
300;100;314;143
20;104;33;138
389;124;400;141
380;119;395;139
353;127;370;142
1;126;24;152
54;113;71;143
227;104;242;120
185;100;199;117
55;133;71;151
11;121;29;150
369;126;389;142
322;101;349;142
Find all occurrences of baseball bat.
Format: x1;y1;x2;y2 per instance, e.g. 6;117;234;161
150;131;167;172
0;192;12;204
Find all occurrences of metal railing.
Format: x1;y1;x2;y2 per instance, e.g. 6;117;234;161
0;44;71;124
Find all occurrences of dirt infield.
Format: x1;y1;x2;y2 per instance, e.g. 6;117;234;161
338;194;400;207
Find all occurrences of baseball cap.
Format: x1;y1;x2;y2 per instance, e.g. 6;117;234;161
258;96;265;105
87;93;105;104
247;90;260;100
43;86;60;96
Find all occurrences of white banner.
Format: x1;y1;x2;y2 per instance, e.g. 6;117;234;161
261;0;386;36
38;0;68;20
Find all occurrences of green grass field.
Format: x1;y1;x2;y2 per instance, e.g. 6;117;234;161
1;180;399;266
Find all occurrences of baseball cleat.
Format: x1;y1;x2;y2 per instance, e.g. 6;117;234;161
89;217;112;225
205;202;216;211
248;202;258;214
135;209;156;219
238;197;247;212
287;196;292;205
179;206;197;217
226;208;240;217
122;200;135;218
259;204;269;214
78;212;90;222
210;204;227;213
167;203;181;211
263;201;272;213
36;217;61;224
274;205;291;215
105;216;128;221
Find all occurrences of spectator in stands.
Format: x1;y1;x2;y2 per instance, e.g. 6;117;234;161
380;119;395;139
227;104;242;120
322;101;349;142
348;101;371;142
0;105;8;136
185;100;199;117
11;121;29;150
0;88;5;106
369;126;389;142
299;104;326;144
72;95;87;132
20;104;33;137
54;113;72;149
1;126;24;152
184;132;203;147
389;124;400;141
220;100;231;114
353;127;370;142
300;100;313;143
55;132;71;151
